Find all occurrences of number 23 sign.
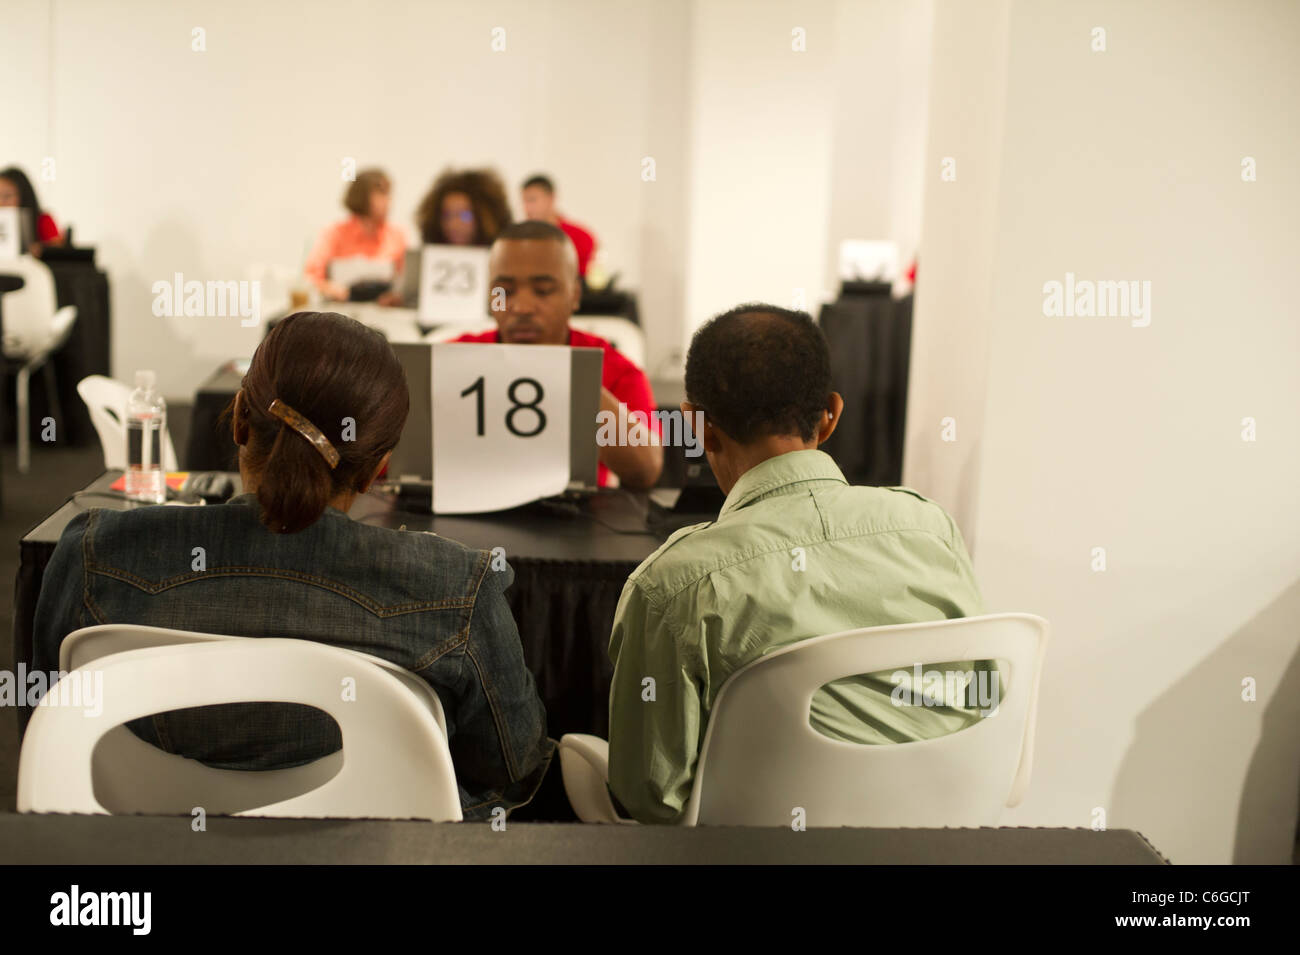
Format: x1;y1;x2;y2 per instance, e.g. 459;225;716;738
431;343;572;513
418;244;491;325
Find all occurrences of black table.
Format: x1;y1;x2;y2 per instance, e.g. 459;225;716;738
1;259;111;449
12;472;671;743
0;814;1168;864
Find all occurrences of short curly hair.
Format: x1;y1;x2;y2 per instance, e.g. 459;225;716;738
684;304;831;444
415;167;513;245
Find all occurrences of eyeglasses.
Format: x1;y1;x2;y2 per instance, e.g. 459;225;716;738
441;209;475;224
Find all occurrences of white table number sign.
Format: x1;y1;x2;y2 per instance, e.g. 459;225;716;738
0;207;21;259
418;244;491;325
431;343;571;513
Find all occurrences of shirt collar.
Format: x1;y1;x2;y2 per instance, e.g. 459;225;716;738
717;449;848;519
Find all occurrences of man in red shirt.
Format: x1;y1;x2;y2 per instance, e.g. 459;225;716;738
452;220;662;489
520;174;597;278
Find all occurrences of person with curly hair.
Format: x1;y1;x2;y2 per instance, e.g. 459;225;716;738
415;167;513;246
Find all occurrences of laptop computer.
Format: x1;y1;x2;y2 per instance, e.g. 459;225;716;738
388;341;603;511
396;248;421;309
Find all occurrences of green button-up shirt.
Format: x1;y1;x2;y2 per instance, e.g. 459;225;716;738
608;449;991;824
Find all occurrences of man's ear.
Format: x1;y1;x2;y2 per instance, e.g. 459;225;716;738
816;392;845;445
232;389;250;446
568;273;582;312
682;400;723;454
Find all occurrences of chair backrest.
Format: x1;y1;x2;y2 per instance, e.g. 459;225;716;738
0;254;60;356
570;316;646;369
76;375;179;471
20;627;461;821
58;623;448;738
681;613;1049;827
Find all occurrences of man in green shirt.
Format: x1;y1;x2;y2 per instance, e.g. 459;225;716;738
607;303;995;824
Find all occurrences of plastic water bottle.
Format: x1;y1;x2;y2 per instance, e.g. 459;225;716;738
125;370;167;504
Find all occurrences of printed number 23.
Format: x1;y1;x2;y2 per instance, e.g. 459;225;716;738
460;376;547;437
432;262;474;293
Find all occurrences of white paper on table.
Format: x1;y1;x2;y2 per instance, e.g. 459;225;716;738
329;255;395;286
838;239;899;283
418;244;491;325
432;343;571;514
0;208;21;258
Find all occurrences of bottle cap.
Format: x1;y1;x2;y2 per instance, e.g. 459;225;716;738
135;370;156;390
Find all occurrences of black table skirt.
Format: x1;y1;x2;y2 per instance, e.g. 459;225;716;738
1;261;111;449
507;559;632;739
818;292;913;487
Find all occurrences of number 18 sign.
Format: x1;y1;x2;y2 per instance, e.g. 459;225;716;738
431;343;572;513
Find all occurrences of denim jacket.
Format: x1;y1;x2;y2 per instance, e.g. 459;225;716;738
31;493;555;820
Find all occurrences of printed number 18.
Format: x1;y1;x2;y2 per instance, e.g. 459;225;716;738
459;376;547;438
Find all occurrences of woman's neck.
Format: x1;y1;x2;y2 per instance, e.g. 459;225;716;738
238;467;357;514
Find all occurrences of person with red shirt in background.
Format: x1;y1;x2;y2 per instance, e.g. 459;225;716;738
452;221;662;489
0;166;64;257
520;174;597;278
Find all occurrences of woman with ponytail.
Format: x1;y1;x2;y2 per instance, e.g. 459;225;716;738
32;312;554;820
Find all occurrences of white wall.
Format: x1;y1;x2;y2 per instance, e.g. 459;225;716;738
902;0;1010;547
681;0;836;347
680;0;933;354
1;0;694;398
824;0;933;294
911;0;1300;863
4;0;936;394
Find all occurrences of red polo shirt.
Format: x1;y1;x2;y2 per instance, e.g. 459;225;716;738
557;217;596;277
450;326;656;487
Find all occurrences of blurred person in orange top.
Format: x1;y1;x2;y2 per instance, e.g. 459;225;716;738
303;168;408;304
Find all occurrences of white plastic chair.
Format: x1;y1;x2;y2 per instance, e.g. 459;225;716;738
570;316;646;369
18;625;461;821
76;375;179;472
0;255;77;472
560;613;1048;827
